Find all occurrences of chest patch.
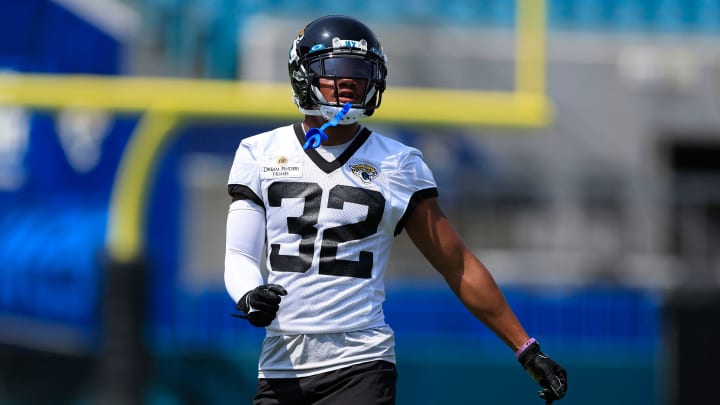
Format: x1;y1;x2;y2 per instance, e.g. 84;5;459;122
349;163;378;184
261;155;303;179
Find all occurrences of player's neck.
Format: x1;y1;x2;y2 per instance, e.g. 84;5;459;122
303;116;361;146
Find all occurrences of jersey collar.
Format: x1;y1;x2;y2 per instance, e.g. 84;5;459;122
293;122;372;174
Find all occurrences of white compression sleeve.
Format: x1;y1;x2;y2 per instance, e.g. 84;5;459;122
224;198;266;304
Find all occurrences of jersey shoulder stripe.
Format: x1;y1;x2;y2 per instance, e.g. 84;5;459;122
393;187;439;235
228;184;263;206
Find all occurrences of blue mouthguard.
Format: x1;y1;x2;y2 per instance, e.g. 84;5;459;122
303;102;352;150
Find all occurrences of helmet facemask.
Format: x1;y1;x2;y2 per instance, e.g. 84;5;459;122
303;55;385;124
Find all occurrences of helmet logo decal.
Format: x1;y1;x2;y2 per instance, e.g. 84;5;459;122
310;44;326;53
349;163;379;184
289;37;301;64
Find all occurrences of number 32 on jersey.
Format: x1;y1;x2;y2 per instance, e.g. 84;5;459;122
267;181;385;279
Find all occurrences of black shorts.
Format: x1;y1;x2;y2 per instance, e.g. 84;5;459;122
253;360;397;405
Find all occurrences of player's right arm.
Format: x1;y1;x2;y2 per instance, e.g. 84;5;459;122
224;197;266;303
225;138;267;302
225;136;288;327
224;197;288;327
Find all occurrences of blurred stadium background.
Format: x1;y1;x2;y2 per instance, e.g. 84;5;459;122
1;0;720;404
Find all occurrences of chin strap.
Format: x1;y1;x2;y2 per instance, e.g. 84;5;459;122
303;102;352;150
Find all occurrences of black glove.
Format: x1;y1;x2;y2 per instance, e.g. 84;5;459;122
232;284;287;327
518;341;568;404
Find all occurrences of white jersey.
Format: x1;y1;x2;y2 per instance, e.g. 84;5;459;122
227;123;437;336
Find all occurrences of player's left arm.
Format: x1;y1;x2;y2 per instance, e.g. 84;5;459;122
404;196;528;349
404;196;567;402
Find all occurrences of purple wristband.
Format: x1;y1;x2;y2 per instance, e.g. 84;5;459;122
515;338;537;359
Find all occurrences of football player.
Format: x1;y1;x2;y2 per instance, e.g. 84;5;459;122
225;14;567;405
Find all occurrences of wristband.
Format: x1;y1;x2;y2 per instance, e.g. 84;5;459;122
515;337;537;359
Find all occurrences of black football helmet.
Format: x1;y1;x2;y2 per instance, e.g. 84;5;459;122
288;15;388;124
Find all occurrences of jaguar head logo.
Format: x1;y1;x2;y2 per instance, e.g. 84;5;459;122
349;163;378;184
